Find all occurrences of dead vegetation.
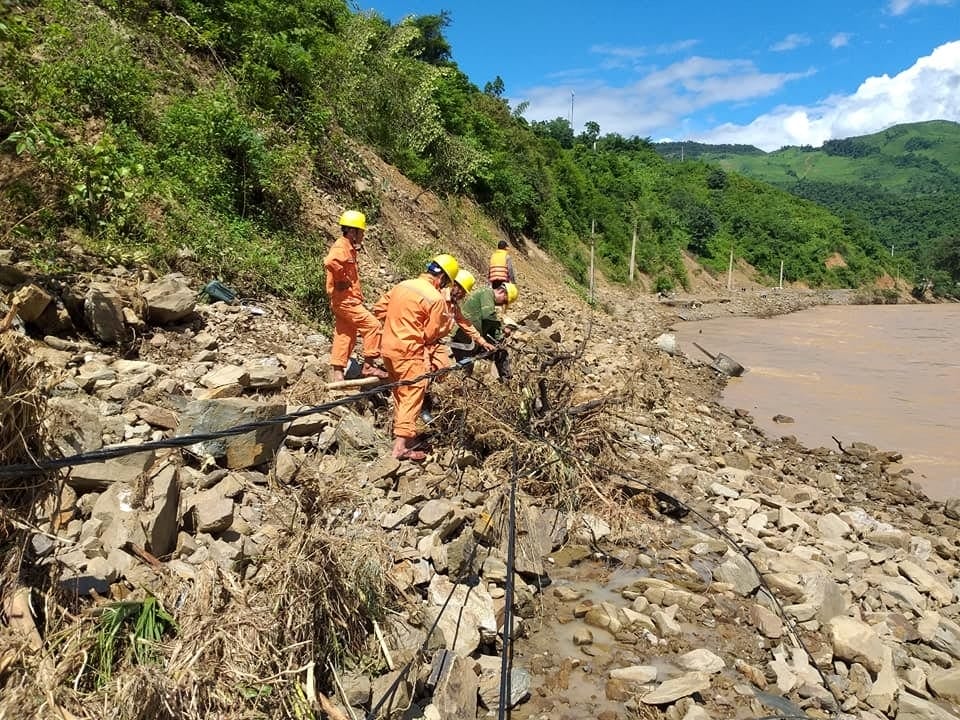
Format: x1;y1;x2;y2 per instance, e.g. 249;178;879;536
0;299;677;719
0;494;393;720
0;334;395;719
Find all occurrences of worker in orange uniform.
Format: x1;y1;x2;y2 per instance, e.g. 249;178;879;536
324;210;388;383
488;239;516;288
426;269;495;373
374;254;461;461
420;269;496;424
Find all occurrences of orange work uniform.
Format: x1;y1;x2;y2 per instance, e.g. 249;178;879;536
425;288;486;372
324;236;381;368
373;275;449;439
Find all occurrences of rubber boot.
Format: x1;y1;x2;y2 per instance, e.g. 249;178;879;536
420;393;436;425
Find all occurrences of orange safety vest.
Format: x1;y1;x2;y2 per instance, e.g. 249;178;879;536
488;249;510;284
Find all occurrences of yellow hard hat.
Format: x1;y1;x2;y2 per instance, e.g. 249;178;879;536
454;269;475;293
338;210;366;230
428;253;459;282
503;282;519;304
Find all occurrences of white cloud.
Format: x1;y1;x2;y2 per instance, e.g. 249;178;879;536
590;39;700;69
691;40;960;150
830;32;853;48
517;56;811;136
886;0;953;16
770;33;812;52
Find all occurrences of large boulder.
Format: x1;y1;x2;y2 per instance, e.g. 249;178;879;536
178;397;286;469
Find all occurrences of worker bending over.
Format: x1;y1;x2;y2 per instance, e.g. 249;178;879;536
420;269;496;423
374;254;460;461
451;282;518;382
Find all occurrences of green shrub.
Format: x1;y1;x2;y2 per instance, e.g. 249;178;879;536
654;274;675;294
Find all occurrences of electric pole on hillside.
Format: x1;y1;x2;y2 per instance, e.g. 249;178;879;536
727;248;734;292
629;220;638;283
569;90;574;132
589;219;596;303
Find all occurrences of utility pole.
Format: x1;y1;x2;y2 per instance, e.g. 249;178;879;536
779;260;784;290
569;90;574;132
726;248;734;292
589;219;596;302
629;220;637;283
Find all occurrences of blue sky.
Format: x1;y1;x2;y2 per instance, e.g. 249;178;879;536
364;0;960;151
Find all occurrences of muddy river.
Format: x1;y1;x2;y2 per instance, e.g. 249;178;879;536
674;303;960;500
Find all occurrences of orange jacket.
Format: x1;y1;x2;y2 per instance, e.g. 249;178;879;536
374;275;448;360
324;236;363;307
440;288;485;344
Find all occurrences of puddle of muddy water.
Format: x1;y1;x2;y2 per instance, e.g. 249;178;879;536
510;562;676;719
510;559;773;719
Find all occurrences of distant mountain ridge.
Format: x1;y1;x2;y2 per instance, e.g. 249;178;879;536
655;120;960;195
654;120;960;295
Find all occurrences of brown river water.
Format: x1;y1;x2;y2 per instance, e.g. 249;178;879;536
674;304;960;500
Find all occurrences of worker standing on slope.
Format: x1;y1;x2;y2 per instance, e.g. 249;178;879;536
488;239;516;288
421;269;496;423
374;253;460;461
324;210;387;382
451;282;518;382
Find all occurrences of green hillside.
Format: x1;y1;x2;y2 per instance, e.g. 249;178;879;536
1;0;901;307
712;120;960;194
655;121;960;296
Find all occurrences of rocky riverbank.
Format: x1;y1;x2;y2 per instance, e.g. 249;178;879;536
2;246;959;720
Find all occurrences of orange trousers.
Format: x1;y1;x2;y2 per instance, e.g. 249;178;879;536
425;342;452;372
383;354;428;438
330;302;381;368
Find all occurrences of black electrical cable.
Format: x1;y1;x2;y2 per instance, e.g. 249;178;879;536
0;349;496;480
497;447;519;720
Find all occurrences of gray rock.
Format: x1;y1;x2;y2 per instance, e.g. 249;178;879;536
83;283;125;344
714;553;760;596
477;661;530;710
191;490;234;534
179;397;285;469
896;692;960;720
68;450;156;493
419;499;454;529
332;407;385;451
677;649;725;674
142;274;196;324
641;672;711;705
433;653;479;718
829;617;885;674
610;665;657;683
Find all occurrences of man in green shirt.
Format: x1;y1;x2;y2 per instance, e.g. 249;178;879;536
451;282;518;381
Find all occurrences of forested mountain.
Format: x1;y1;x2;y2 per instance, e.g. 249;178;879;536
654;121;960;296
0;0;917;306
